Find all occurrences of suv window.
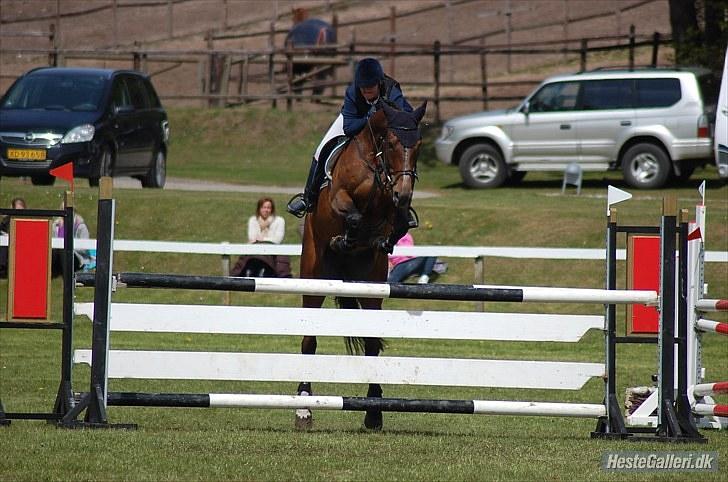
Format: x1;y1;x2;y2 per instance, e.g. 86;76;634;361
579;79;632;110
529;81;580;112
127;76;151;109
111;78;132;109
143;79;162;108
635;78;681;108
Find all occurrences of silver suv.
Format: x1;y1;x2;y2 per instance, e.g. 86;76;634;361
435;68;715;189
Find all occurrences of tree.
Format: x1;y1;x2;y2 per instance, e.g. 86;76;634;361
669;0;728;73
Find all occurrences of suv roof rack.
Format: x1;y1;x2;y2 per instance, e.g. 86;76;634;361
578;65;675;73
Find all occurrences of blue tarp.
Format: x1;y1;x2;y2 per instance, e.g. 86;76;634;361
286;19;336;46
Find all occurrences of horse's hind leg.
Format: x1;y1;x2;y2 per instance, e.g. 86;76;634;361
295;295;324;430
360;297;385;431
363;338;384;431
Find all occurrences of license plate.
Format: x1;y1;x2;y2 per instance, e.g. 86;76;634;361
7;148;46;161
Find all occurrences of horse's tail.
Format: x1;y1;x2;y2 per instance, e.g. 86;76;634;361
336;297;386;355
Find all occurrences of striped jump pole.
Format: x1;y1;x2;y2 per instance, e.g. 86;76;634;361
695;299;728;312
74;272;658;305
106;393;607;418
692;382;728;398
695;319;728;336
693;404;728;418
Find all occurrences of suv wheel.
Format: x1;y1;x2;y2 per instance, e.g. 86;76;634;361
458;144;507;188
141;150;166;188
621;143;670;189
89;147;112;187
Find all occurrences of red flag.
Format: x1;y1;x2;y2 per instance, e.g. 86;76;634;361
687;227;702;241
49;162;74;191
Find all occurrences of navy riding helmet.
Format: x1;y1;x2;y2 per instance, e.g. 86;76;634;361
355;58;384;88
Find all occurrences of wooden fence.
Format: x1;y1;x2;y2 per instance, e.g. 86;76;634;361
0;25;670;123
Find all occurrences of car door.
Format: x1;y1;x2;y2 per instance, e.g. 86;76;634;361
573;78;634;167
507;81;580;168
126;75;156;169
109;76;137;170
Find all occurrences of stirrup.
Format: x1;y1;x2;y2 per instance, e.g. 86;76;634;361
407;207;419;229
287;193;308;218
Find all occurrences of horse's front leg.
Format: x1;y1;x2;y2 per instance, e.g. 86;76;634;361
359;297;385;431
295;294;324;430
329;191;362;253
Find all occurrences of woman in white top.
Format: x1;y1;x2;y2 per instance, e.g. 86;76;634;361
248;197;285;244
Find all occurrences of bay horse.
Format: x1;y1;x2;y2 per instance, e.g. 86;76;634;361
296;101;427;431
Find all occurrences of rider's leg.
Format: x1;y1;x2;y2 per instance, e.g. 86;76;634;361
287;115;344;217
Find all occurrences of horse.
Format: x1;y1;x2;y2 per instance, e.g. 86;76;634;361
296;101;427;431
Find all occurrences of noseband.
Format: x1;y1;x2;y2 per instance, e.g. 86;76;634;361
360;120;418;194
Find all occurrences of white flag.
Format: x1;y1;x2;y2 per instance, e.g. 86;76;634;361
607;185;632;215
698;180;706;205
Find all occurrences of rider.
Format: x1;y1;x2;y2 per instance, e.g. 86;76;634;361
287;57;413;217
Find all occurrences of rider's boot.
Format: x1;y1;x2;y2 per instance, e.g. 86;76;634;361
287;157;325;218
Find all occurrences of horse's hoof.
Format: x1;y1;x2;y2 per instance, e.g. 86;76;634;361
295;409;313;430
363;411;383;431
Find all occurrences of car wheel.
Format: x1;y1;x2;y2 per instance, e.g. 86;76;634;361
621;143;671;189
89;147;112;187
458;144;507;188
31;175;55;186
141;150;166;188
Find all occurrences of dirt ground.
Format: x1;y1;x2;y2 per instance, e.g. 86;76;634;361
0;0;673;119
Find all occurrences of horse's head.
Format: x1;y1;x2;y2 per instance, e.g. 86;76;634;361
373;101;427;209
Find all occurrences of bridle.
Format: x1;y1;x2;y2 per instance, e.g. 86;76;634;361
357;119;419;195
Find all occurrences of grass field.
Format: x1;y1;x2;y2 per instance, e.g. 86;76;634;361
0;106;727;481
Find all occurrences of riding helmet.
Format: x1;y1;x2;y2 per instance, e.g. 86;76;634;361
355;58;384;88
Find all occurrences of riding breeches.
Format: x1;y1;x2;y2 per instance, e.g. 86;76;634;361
314;113;344;161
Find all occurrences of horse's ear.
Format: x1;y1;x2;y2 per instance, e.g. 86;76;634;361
380;101;396;120
412;101;427;124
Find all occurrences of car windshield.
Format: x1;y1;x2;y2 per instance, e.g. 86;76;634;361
0;72;107;112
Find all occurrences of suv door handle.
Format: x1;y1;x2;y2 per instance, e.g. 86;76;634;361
560;124;571;130
620;120;632;126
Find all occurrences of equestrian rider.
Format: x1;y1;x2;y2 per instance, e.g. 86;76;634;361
287;57;413;217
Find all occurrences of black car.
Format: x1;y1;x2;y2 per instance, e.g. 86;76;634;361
0;67;169;187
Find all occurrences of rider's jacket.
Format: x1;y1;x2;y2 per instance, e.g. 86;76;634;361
341;75;413;137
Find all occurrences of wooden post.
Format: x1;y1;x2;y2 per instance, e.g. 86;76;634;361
198;59;207;108
332;13;339;97
55;0;61;48
133;52;141;71
628;24;635;70
580;39;587;72
389;6;396;77
242;56;249;103
562;0;568;61
480;37;488;110
167;0;174;39
285;42;293;111
112;0;118;46
269;21;277;109
651;31;660;67
220;55;232;107
505;0;512;73
433;40;441;124
49;23;58;66
222;0;229;30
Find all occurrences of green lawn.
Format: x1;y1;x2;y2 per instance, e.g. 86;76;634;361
0;106;726;481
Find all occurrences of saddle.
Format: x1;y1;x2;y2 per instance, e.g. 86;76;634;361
323;137;351;184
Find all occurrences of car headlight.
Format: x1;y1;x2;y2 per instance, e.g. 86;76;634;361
61;124;95;144
440;125;454;141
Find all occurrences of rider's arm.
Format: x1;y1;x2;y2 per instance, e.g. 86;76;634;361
388;84;413;112
342;85;368;137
